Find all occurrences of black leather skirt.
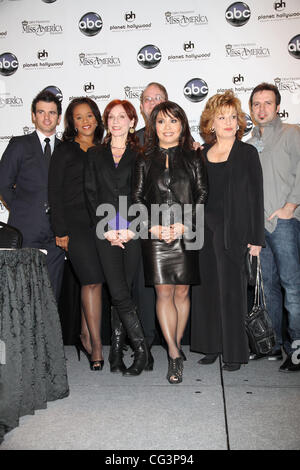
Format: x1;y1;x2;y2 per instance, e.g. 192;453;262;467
141;237;200;286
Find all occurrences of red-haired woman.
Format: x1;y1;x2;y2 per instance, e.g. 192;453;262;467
84;99;150;376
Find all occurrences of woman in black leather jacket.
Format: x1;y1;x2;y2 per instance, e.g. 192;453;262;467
132;101;208;383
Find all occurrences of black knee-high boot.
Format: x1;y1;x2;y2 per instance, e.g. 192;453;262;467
109;307;126;373
118;306;151;376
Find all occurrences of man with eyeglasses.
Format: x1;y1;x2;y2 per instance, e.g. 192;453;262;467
136;82;168;146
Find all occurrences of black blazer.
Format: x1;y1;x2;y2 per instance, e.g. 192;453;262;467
0;131;60;244
84;143;138;229
204;139;265;251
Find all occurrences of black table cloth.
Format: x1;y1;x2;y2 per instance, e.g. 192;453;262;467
0;248;69;444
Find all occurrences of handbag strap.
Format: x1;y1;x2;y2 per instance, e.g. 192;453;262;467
254;255;267;309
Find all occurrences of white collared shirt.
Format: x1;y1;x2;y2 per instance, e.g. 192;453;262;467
36;129;56;154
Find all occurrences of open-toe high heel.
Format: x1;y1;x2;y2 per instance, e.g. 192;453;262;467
90;359;104;371
75;337;91;362
167;356;183;384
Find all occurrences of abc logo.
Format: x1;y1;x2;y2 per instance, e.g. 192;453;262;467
43;85;63;102
183;78;208;102
0;52;19;76
137;45;162;69
243;113;253;136
79;12;103;36
225;2;251;27
288;35;300;59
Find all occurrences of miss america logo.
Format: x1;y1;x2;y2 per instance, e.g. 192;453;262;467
22;20;63;35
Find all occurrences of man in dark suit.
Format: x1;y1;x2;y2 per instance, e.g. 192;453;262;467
0;90;65;301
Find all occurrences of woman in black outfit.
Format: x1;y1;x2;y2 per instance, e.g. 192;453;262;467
132;101;208;383
48;97;105;371
84;99;151;377
191;90;265;371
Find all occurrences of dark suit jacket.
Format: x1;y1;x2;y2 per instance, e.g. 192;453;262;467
0;131;60;245
84;143;138;230
204;138;265;252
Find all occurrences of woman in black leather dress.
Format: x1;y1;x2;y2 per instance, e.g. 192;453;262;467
132;101;208;383
48;97;105;371
84;99;151;377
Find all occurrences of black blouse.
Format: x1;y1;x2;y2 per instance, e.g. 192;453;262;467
48;140;89;237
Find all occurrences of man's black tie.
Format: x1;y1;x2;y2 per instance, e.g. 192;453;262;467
44;137;51;166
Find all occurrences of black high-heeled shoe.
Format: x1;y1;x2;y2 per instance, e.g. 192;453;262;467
75;337;91;362
167;356;183;384
179;348;187;361
222;363;241;372
90;359;104;371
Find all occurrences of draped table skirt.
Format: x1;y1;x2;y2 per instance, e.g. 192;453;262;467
0;248;69;444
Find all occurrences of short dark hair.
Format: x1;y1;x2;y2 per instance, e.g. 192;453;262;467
144;100;193;153
140;82;168;104
31;90;62;116
249;82;281;107
63;97;104;145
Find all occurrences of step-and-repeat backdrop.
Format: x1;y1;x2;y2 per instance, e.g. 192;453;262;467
0;0;300;221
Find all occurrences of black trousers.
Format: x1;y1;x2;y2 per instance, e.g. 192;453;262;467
133;259;157;346
96;238;141;318
191;223;249;364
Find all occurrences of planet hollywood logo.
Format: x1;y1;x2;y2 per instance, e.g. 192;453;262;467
110;11;151;32
183;78;208;102
243;114;253;136
76;82;110;102
225;43;270;59
258;3;300;21
79;12;103;36
79;52;121;68
0;92;23;108
288;35;300;59
22;20;63;35
225;2;251;27
124;86;144;100
168;41;211;62
165;11;208;26
137;45;161;69
43;85;63;102
23;49;63;70
278;109;289;121
0;52;19;76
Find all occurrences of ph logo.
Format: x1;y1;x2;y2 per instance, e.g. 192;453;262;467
183;78;208;102
225;2;251;27
274;0;286;10
137;45;162;69
233;73;244;84
79;12;103;36
278;109;289;120
84;82;95;93
38;49;48;60
125;11;136;22
243;113;253;136
288;35;300;59
43;85;63;102
183;41;194;52
0;52;19;76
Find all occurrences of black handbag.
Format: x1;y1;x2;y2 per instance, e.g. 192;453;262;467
245;256;276;355
245;247;257;286
0;221;23;248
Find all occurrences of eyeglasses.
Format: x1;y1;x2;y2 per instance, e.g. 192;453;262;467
143;95;164;104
